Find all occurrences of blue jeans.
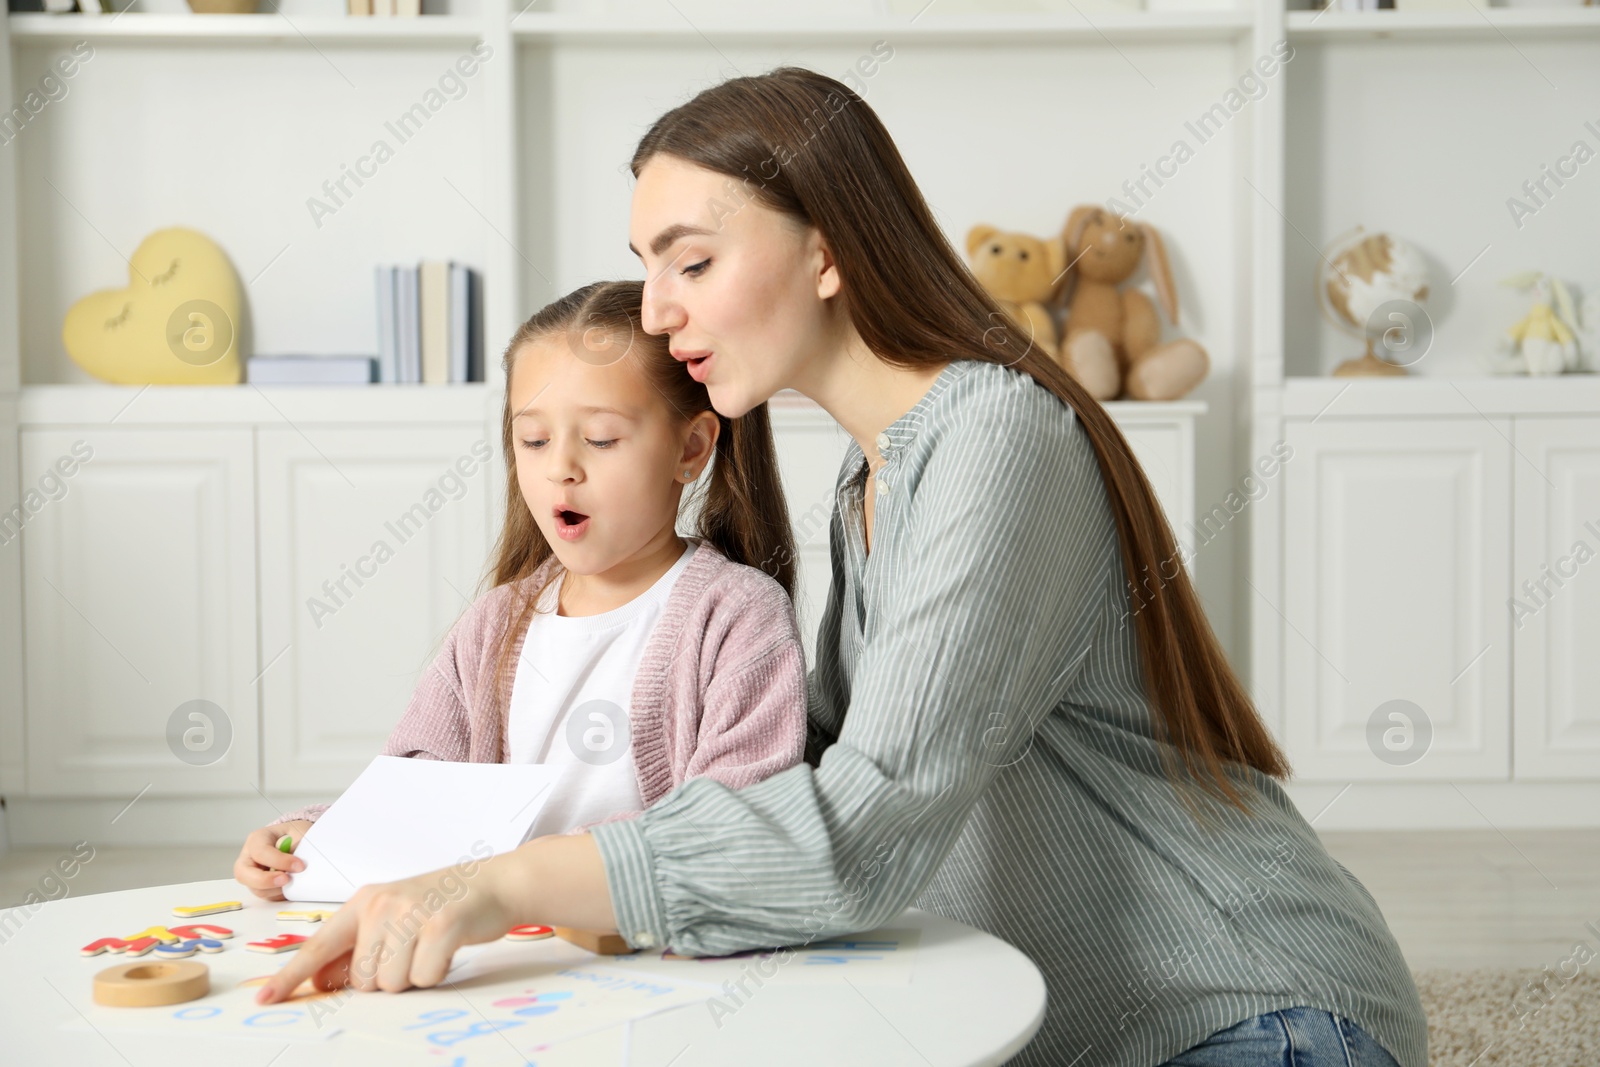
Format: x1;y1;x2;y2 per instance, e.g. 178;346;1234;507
1158;1006;1404;1067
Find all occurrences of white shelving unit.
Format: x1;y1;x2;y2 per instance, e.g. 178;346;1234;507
7;11;486;40
1285;5;1600;38
2;0;1597;840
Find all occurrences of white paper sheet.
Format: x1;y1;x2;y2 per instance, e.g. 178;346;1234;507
284;756;564;903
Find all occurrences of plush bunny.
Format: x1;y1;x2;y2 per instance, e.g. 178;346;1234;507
1055;205;1209;401
1498;271;1581;376
965;224;1066;361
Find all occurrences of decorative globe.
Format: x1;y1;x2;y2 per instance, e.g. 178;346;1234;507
1317;229;1433;377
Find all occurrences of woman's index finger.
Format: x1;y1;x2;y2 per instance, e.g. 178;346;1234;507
254;908;357;1004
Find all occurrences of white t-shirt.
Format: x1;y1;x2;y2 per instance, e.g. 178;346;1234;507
507;541;698;840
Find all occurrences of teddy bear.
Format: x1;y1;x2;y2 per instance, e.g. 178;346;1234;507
965;224;1065;362
1054;205;1209;401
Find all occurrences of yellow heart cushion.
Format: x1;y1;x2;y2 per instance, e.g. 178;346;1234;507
63;227;243;385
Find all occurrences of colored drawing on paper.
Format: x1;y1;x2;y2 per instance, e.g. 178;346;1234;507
361;966;710;1060
62;932;712;1058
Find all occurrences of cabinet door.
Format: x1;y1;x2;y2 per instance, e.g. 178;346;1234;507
1512;417;1600;779
1114;417;1195;553
21;428;259;797
258;425;493;794
1282;417;1511;779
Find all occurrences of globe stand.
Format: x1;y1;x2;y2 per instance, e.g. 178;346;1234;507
1333;339;1408;379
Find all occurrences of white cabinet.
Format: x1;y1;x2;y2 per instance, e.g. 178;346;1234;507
12;386;495;813
1108;402;1202;556
1512;417;1600;780
20;428;260;797
1281;417;1512;780
257;425;493;795
1272;388;1600;805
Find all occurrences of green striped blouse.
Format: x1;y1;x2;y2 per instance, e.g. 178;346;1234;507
590;358;1428;1067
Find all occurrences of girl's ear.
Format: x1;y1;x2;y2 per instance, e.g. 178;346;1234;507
680;410;720;471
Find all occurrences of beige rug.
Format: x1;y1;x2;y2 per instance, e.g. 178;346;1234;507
1414;967;1600;1066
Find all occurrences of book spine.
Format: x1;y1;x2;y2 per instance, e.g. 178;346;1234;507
399;267;421;384
419;260;450;386
468;267;482;384
450;263;468;384
375;265;397;384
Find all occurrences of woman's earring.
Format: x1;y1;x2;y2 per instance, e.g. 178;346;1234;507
683;469;692;480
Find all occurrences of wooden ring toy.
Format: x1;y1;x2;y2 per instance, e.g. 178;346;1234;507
93;960;210;1007
552;926;637;955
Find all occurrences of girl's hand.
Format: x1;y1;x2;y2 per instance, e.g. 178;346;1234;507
234;821;312;901
253;861;518;1004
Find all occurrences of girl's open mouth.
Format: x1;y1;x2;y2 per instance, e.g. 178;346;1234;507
554;508;590;541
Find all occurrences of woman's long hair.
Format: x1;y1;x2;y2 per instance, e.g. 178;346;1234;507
480;280;797;742
633;67;1290;816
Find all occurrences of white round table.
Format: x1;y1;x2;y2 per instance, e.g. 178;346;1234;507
2;876;1046;1066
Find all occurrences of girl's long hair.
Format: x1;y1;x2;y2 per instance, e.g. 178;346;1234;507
633;67;1290;816
480;280;796;743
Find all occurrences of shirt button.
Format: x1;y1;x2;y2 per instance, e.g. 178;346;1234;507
879;477;890;495
634;931;656;947
875;431;892;453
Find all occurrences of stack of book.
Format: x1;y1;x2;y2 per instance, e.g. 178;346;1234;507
347;0;423;15
376;261;483;385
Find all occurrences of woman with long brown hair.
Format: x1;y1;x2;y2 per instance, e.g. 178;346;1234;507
259;67;1426;1067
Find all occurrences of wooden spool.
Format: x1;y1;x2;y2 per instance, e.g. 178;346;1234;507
93;960;210;1007
552;926;637;955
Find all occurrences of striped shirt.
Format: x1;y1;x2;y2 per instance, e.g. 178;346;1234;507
589;358;1428;1067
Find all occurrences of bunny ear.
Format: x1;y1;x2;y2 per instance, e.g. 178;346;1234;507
1054;207;1099;311
1552;277;1579;331
1062;205;1097;257
1141;223;1178;324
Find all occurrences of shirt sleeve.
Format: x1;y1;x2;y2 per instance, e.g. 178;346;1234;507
588;393;1116;955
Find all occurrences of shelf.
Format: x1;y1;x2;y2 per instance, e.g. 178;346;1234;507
509;10;1254;44
1103;398;1209;418
14;382;499;426
1280;373;1600;417
5;12;485;45
4;8;1259;45
1286;7;1600;41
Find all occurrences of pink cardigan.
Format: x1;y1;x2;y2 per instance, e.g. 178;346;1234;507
274;538;808;835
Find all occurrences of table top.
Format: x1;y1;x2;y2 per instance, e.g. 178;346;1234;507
1;876;1046;1066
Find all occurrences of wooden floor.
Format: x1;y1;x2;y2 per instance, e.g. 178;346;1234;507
4;831;1598;972
1319;829;1600;971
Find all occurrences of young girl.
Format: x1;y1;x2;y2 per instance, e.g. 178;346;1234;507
234;279;808;901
